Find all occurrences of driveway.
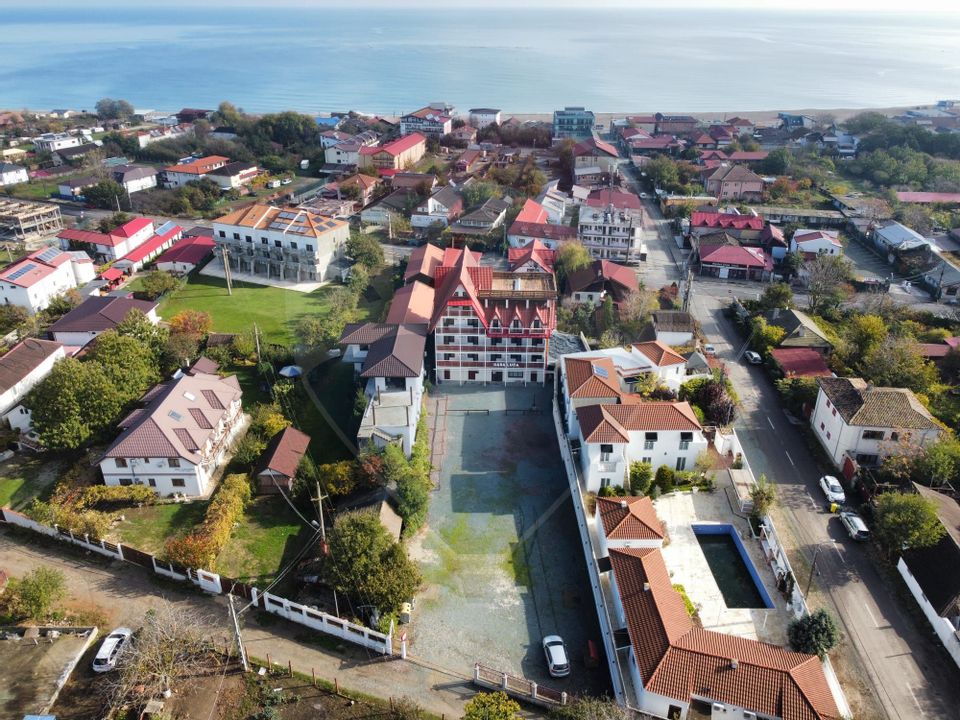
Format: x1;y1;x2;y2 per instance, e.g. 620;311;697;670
409;386;610;696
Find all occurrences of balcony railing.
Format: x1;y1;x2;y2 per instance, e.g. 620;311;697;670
597;462;619;473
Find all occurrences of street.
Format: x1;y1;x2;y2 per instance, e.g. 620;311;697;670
633;187;960;719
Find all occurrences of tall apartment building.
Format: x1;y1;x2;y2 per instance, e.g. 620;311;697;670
400;104;454;137
577;188;643;261
212;204;349;283
552;106;595;140
429;248;557;385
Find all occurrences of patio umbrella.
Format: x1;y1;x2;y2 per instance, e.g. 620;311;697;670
278;365;303;378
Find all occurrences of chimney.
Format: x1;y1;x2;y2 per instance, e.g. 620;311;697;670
643;582;650;592
730;659;739;670
619;500;628;509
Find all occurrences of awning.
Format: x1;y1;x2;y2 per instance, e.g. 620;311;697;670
101;267;124;281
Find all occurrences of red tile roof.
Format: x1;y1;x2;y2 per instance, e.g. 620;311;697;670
363;133;426;157
120;224;182;264
895;191;960;204
404;243;445;283
508;221;576;245
596;496;664;540
577;402;701;443
573;137;619;158
515;198;548;224
258;427;311;479
0;247;75;288
632;340;686;367
690;212;764;231
918;343;952;359
728;151;770;162
769;348;833;377
699;244;767;268
156;234;216;266
565;356;623;399
508;239;557;272
386;280;435;325
585;188;642;211
793;230;840;247
163;155;229;175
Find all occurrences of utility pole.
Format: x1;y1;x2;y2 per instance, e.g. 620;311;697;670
805;544;824;597
221;245;233;295
254;323;261;363
227;593;250;672
313;481;339;617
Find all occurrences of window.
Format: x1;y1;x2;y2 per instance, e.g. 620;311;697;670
245;235;252;242
232;232;240;240
491;338;502;346
168;458;181;468
290;241;298;249
600;444;613;462
468;371;478;380
274;240;282;248
644;432;658;450
119;478;132;486
679;431;693;450
148;478;156;487
862;430;884;441
467;353;479;362
600;477;611;489
642;456;652;464
172;478;185;488
532;355;542;363
676;457;687;471
218;230;225;238
826;399;831;408
115;458;128;468
891;432;900;442
467;318;479;328
508;371;523;378
467;336;478;345
444;353;454;361
443;370;451;380
306;244;313;251
444;336;454;344
261;238;268;245
443;318;455;327
510;354;522;363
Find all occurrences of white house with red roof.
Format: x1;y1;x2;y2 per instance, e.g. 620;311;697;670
0;247;94;314
508;240;557;274
698;242;771;281
578;188;643;261
359;134;427;172
399;104;453;138
58;216;157;262
507;199;577;249
155;233;216;275
573;137;621;174
790;228;843;259
99;369;244;497
114;221;184;273
162;155;230;188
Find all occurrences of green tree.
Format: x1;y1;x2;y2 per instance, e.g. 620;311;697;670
97;211;132;233
84;179;128;211
88;330;161;402
116;309;169;365
860;335;938;394
346;233;385;269
601;295;615;332
95;97;134;121
842;313;888;360
10;566;67;620
749;474;777;519
297;288;357;350
461;181;501;209
0;303;29;334
324;511;422;614
759;282;793;311
550;696;629;720
874;491;946;557
347;263;370;296
788;609;839;658
749;317;786;356
462;691;521;720
761;148;793;175
805;254;853;315
317;460;359;497
645;155;681;191
629;461;654;495
555;241;591;287
655;465;675;493
138;270;181;300
912;437;960;488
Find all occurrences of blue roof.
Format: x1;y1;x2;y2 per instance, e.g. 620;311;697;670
315;116;339;127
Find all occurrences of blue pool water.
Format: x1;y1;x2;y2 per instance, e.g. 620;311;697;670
693;523;774;610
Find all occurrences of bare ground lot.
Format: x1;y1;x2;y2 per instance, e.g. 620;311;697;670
408;385;611;697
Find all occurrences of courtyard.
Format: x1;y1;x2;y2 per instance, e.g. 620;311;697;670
408;385;610;696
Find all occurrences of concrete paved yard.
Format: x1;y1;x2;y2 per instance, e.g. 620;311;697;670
409;386;610;696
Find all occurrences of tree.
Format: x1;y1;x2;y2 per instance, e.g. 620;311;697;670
137;270;181;300
249;402;291;439
0;303;29;334
761;148;793;176
10;566;66;620
42;289;81;321
88;331;160;402
911;437;960;488
874;491;946;557
655;465;675;493
788;609;839;658
83;179;128;210
860;335;938;394
555;241;591;287
347;263;370;296
324;511;422;614
617;289;659;339
550;696;629;720
97;211;132;233
749;317;786;356
164;331;200;370
842;313;888;360
630;461;653;495
601;295;615;332
645;155;681;191
346;232;385;269
168;309;213;340
805;254;853;315
759;282;793;311
749;474;776;518
318;461;359;497
462;691;521;720
297;288;357;350
461;181;501;209
95;98;134;121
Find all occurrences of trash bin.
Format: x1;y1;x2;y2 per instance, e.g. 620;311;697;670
829;502;839;514
399;602;412;624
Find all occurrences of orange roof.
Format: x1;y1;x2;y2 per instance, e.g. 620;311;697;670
609;547;841;720
565;356;622;399
386;280;435;325
340;173;381;191
632;340;686;367
164;155;229;175
515;198;548;224
213;204;346;240
404;243;445;283
577;402;701;443
596;496;664;540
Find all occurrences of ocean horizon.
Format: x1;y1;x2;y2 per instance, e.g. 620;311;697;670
2;6;959;116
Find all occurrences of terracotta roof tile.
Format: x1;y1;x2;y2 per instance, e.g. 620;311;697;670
564;356;622;399
596;496;664;540
578;402;701;443
632;340;686;367
258;426;311;479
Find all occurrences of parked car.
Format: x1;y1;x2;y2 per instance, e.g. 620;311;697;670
542;635;570;677
92;627;133;672
702;344;717;356
744;350;762;365
819;475;846;505
839;511;871;541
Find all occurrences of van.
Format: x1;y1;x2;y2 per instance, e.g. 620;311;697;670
839;511;870;541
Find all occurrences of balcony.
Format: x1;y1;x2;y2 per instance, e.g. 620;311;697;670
596;461;619;473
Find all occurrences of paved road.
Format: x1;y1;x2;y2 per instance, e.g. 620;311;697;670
686;283;960;720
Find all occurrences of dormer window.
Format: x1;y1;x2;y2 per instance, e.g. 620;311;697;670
511;320;521;331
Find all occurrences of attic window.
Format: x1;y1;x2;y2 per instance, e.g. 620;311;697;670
168;410;183;422
183;391;196;401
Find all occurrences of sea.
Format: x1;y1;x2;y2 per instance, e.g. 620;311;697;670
2;5;959;116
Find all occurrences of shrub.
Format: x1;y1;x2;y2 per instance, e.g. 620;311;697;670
629;461;654;495
25;499;112;539
749;474;777;519
654;465;675;493
673;583;698;619
8;567;67;620
232;433;267;468
788;609;839;658
76;484;157;510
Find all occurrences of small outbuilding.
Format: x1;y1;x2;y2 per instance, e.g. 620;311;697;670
256;426;311;494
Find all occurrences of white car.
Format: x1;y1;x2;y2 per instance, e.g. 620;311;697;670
819;475;846;505
702;344;717;356
839;511;870;541
639;192;649;199
542;635;570;677
744;350;762;365
92;627;133;672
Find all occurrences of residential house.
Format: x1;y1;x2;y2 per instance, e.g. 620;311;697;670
113;221;184;273
469;108;501;129
390;172;437;192
654;114;699;135
99;369;244;497
51;143;99;167
32;132;82;153
791;228;843;258
111;164;158;194
1;148;29;164
688;211;764;244
769;348;833;378
450;196;512;235
162;156;230;188
176;108;213;123
0;338;65;435
897;483;960;670
56;176;98;200
697;240;771;281
385;281;435;325
727;150;769;164
508;240;557;274
507;199;576;249
566;259;638;307
0;163;28;187
765;308;833;354
553;107;595;140
594;495;664;558
707;124;735;147
358;134;427;172
411;185;463;230
403;243;445;286
426;246;557;385
319;130;353;149
256;426;310;494
0;246;95;314
724;116;755;136
210;126;239;140
155;233;216;275
811;377;940;470
207;161;259;190
340;323;427;455
705;164;765;201
573;137;621;174
627;115;658;133
823;130;860;157
360;189;418;226
759;223;789;260
212;204;349;283
324;133;379;166
874;220;927;257
47;296;158;347
748;205;845;229
58;216;157;262
335;487;404;542
578;188;643;261
778;112;816;128
455;149;483;173
628;135;685;156
451;125;477;144
400;104;453;137
644;310;696;347
134;124;193;149
337;173;382;206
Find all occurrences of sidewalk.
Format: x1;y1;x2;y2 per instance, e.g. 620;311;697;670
0;528;477;717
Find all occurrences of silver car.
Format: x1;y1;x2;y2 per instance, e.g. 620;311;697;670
542;635;570;677
839;511;870;541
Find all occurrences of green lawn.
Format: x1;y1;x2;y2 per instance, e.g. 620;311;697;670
156;268;394;346
8;181;57;201
0;456;64;510
216;495;310;586
111;501;209;554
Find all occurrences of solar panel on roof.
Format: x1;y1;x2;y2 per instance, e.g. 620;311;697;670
592;364;609;379
277;211;299;220
6;263;37;281
37;247;61;262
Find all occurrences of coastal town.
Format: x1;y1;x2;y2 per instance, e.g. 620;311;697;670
1;97;960;720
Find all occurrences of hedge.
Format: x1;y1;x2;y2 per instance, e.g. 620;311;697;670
164;473;252;569
76;484;157;510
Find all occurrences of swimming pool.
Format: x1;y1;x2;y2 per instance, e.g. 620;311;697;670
693;523;775;609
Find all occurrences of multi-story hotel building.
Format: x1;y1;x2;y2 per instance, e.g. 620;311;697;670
212;204;349;283
577;188;643;261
